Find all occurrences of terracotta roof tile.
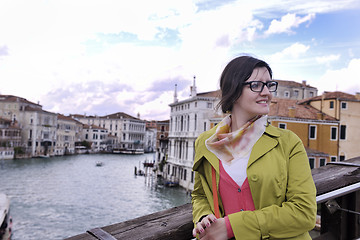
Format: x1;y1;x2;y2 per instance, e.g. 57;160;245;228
300;91;359;103
275;79;317;89
269;99;336;121
0;94;40;106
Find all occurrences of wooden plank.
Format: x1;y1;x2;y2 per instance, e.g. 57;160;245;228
65;204;193;240
312;157;360;195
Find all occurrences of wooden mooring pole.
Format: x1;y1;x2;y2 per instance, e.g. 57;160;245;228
65;157;360;240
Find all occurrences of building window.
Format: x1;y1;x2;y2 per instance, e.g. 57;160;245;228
294;90;299;97
330;156;336;162
309;125;317;139
341;102;347;109
340;125;346;140
278;123;286;129
309;158;315;169
195;102;197;107
309;92;314;98
329;101;334;109
184;169;187;181
330;127;337;140
339;155;345;161
320;158;326;167
284;91;290;98
204;122;207;131
191;171;194;183
207;102;212;108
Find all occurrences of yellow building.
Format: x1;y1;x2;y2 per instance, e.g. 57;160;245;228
269;99;339;169
301;91;360;160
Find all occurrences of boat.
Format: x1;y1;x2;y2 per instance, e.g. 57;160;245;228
95;161;103;167
113;148;144;155
0;193;12;240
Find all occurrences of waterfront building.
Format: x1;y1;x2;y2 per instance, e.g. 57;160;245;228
72;112;145;152
165;79;223;190
55;114;80;155
0;95;57;157
144;122;157;153
155;120;169;166
0;117;21;159
269;98;339;168
301;91;360;160
273;80;318;100
82;124;108;152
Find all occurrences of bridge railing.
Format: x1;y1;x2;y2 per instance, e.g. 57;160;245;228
65;157;360;240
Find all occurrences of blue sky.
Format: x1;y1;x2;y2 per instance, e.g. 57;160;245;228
0;0;359;120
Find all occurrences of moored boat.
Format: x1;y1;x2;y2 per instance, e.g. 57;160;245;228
0;193;12;240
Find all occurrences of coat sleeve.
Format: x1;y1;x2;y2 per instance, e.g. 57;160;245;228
228;131;317;239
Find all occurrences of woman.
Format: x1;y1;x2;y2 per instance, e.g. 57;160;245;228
191;55;316;239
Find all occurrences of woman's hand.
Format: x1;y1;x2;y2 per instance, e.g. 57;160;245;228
192;214;227;239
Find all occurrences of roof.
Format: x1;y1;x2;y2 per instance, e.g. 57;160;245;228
104;112;139;120
275;79;317;89
57;114;81;123
24;106;56;115
0;94;41;106
269;99;337;121
197;90;221;98
300;91;360;103
305;147;329;157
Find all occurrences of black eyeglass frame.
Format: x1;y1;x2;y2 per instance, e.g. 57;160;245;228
243;81;278;92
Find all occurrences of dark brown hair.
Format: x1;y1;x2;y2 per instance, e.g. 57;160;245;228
218;55;272;113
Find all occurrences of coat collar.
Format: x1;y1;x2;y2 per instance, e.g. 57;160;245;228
193;123;281;172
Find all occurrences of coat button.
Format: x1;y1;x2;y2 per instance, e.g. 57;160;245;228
237;188;241;192
240;209;244;211
250;174;259;182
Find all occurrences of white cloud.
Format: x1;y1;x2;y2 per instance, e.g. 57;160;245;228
1;0;360;120
317;58;360;94
265;13;315;35
316;54;340;64
269;42;310;62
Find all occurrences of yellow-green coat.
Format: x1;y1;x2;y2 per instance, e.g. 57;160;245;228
192;124;317;239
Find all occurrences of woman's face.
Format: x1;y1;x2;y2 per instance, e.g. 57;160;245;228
232;67;273;120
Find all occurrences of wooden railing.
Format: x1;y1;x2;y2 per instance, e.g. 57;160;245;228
65;157;360;240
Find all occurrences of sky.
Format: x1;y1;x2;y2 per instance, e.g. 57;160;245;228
1;0;360;120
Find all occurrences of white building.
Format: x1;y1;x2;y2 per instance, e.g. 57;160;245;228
55;114;80;155
82;124;108;152
165;79;223;190
0;95;58;157
72;112;146;152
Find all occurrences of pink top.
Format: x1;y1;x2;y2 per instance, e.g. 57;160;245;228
219;161;255;238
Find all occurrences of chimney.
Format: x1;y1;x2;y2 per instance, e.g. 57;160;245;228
173;84;178;103
302;80;307;86
288;107;296;118
316;112;323;120
190;76;197;97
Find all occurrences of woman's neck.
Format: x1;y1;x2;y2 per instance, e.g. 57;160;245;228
230;113;259;132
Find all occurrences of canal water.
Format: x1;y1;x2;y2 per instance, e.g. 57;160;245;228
0;154;192;240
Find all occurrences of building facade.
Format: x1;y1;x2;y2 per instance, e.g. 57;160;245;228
273;80;318;100
165;80;223;190
269;99;339;168
0;117;21;159
302;91;360;160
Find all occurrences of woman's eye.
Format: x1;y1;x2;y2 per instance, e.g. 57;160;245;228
251;82;260;89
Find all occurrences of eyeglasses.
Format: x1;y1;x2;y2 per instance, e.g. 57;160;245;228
243;81;278;92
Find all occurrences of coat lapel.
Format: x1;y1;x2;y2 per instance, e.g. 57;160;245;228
247;124;280;168
193;126;220;173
